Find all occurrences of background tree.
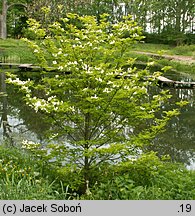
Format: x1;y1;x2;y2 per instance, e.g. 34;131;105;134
26;0;120;25
26;0;66;26
124;0;195;45
1;0;194;43
0;0;28;39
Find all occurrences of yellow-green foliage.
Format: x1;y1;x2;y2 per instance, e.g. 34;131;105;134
7;13;185;194
84;152;195;200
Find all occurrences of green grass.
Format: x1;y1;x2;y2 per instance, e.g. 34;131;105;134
132;43;195;57
123;51;194;75
128;43;195;74
1;39;195;63
0;145;72;200
0;145;195;200
0;39;37;64
157;58;195;74
0;38;194;74
0;174;56;200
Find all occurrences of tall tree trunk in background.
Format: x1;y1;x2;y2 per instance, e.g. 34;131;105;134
0;0;8;39
175;9;181;33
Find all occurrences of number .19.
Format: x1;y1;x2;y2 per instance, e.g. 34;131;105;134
180;204;191;213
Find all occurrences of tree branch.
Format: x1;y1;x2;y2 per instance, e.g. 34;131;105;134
7;3;27;11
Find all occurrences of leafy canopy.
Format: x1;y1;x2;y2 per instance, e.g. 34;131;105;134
7;13;180;188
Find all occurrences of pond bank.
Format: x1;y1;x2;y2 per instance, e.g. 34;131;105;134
133;51;195;64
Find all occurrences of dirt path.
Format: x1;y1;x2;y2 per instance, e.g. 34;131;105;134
133;51;195;64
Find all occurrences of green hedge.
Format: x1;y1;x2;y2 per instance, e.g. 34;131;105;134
144;32;195;46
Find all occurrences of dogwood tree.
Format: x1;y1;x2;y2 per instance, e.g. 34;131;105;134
7;13;181;192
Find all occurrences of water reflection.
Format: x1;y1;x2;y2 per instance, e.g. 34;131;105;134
0;70;195;169
0;71;50;145
148;74;195;168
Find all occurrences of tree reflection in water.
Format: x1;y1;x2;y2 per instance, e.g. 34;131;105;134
0;71;50;146
0;71;195;169
148;85;195;168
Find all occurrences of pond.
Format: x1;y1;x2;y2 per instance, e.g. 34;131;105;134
0;69;195;169
150;71;195;170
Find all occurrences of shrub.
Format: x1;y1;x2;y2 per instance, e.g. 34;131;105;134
83;152;195;200
0;146;72;199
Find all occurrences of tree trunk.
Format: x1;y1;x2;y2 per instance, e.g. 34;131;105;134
0;1;27;39
0;0;8;39
175;1;182;33
83;113;91;194
0;72;14;145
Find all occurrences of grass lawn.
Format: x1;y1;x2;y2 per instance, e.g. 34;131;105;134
0;39;194;74
132;43;195;57
129;42;195;74
0;38;37;64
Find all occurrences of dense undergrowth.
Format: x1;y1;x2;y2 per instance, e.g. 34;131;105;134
0;145;194;200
